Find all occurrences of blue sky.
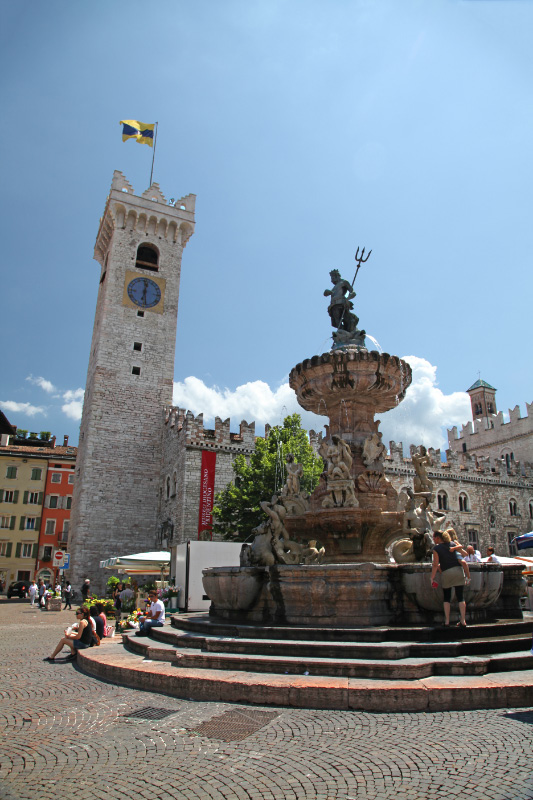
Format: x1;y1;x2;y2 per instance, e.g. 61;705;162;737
1;0;532;452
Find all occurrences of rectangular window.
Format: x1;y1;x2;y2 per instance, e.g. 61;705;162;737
3;490;14;503
25;518;36;530
137;310;144;318
133;341;142;352
43;546;52;561
66;496;72;510
28;492;39;504
45;519;56;535
467;529;479;547
508;532;518;556
49;496;58;509
0;516;10;529
68;474;74;484
62;521;69;535
21;543;32;557
51;473;61;484
132;366;141;375
31;468;42;480
6;467;17;479
0;541;8;556
17;570;30;582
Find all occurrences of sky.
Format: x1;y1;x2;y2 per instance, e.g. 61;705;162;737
1;0;532;454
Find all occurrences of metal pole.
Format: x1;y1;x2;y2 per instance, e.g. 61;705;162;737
149;121;158;187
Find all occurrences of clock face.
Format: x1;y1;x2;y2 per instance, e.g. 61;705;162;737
127;277;162;309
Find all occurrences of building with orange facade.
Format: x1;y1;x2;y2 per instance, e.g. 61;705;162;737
35;437;77;586
0;424;77;590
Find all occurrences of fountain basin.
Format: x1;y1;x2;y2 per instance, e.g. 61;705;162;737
400;563;504;613
285;508;404;563
204;563;401;627
202;567;266;611
289;350;412;444
203;563;522;627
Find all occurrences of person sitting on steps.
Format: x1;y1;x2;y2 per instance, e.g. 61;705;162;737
135;590;165;637
44;606;93;662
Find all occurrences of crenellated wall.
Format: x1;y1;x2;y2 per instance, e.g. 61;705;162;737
157;407;256;546
448;401;533;471
385;441;533;557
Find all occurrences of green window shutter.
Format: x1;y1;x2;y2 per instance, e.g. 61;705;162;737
6;542;12;557
23;491;28;504
15;543;21;558
19;516;25;530
0;490;3;502
35;517;41;531
13;490;19;503
9;516;15;530
32;543;38;559
38;492;43;505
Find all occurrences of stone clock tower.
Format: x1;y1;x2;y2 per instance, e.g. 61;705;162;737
68;170;196;590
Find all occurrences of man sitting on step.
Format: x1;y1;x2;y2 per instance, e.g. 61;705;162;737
135;590;165;637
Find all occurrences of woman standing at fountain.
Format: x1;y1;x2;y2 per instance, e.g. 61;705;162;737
431;531;467;628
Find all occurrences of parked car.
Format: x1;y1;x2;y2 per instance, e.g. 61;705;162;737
7;581;28;599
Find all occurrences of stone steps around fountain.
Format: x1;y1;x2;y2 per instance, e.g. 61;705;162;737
77;634;533;711
148;625;532;661
123;632;533;680
171;613;532;644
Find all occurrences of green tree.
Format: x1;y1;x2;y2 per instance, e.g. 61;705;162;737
212;414;323;542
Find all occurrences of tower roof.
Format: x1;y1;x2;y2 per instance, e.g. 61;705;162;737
467;379;496;392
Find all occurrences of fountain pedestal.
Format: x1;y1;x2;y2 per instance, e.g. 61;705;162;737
287;348;412;563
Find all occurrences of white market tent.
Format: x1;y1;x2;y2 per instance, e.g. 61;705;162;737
99;551;170;576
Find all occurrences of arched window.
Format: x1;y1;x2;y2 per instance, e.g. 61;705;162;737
474;403;482;416
529;500;533;520
505;453;511;470
509;499;517;516
437;490;448;511
166;476;171;500
459;493;469;512
172;472;177;497
487;402;494;414
135;243;159;272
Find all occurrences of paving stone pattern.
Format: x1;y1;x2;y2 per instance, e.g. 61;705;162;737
1;600;532;800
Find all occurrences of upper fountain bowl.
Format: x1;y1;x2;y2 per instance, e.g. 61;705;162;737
289;350;412;443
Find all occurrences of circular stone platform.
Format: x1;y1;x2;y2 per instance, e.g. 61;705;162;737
77;613;533;712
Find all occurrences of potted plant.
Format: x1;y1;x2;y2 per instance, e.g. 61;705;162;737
45;591;62;611
159;586;181;612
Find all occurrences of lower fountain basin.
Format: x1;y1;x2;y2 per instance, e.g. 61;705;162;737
400;563;504;612
203;563;522;627
204;562;400;626
202;567;266;611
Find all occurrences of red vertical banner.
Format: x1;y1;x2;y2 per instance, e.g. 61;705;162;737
198;450;217;540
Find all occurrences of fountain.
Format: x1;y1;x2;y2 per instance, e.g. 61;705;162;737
203;256;523;628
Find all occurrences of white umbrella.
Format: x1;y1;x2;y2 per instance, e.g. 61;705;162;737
99;551;170;570
99;551;170;580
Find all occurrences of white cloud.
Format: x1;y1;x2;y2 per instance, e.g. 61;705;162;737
61;388;84;421
173;355;471;451
0;400;46;418
26;375;57;394
379;356;471;452
172;376;327;433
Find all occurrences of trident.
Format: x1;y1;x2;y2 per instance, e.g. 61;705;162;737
351;246;372;287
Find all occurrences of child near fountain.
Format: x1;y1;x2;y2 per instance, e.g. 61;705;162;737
442;529;471;585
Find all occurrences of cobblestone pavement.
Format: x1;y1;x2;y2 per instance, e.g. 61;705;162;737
1;600;532;800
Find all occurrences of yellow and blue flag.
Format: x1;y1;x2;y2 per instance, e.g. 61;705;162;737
120;120;155;147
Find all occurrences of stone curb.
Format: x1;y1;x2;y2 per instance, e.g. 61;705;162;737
77;637;533;712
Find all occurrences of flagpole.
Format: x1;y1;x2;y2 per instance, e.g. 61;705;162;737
149;121;158;187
